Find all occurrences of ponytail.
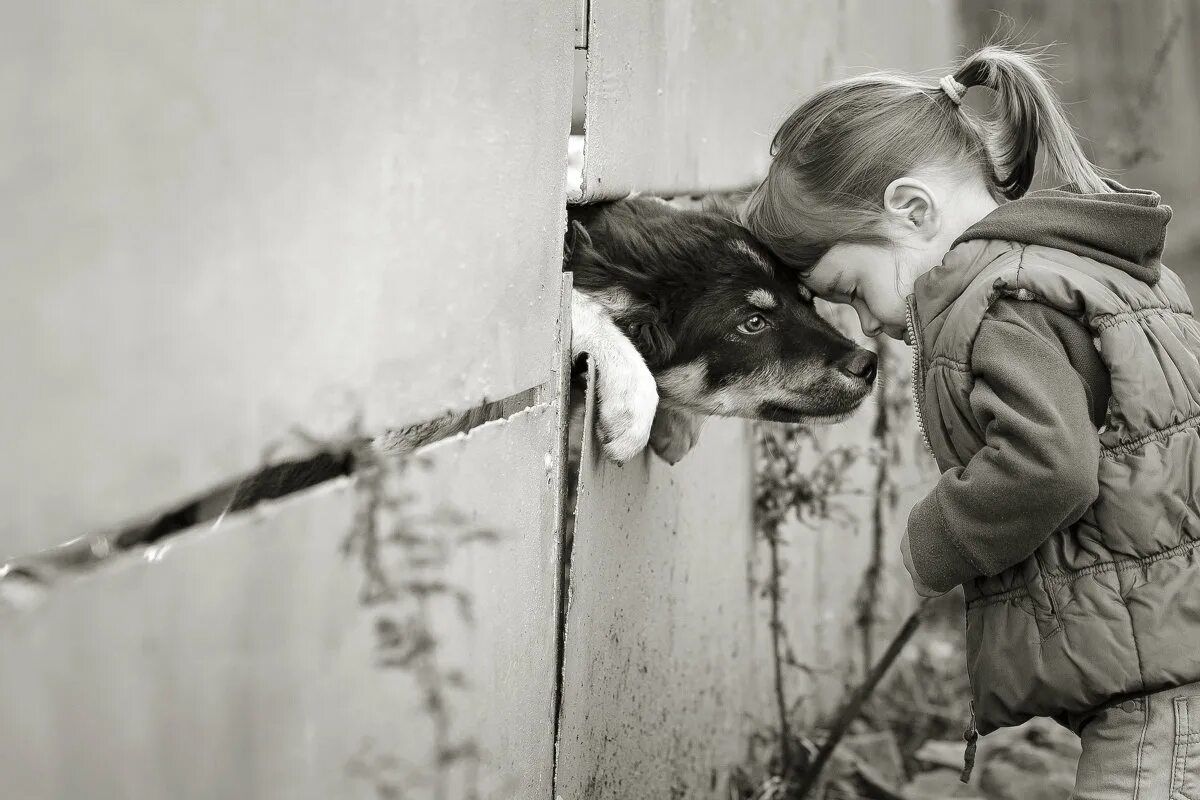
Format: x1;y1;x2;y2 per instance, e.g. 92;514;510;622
743;44;1110;273
951;46;1110;197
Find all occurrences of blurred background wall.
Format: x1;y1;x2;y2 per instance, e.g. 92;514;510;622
960;0;1200;292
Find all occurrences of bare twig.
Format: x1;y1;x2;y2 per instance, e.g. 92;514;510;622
856;346;890;666
755;424;864;777
792;598;933;799
765;524;794;773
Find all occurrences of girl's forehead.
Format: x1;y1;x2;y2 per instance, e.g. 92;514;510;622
805;243;865;290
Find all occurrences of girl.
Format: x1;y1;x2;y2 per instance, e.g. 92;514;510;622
741;45;1200;799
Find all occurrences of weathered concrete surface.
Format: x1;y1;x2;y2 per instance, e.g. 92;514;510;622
0;403;563;800
0;1;574;555
556;370;761;799
577;0;958;199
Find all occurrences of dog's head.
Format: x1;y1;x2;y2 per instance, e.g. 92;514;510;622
566;196;876;423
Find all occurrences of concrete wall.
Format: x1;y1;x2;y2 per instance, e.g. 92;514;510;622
1;2;574;798
0;406;565;799
576;0;959;199
0;1;574;555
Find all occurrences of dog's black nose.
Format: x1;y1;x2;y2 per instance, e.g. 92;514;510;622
838;349;877;383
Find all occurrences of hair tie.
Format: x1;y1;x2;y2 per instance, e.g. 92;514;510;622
939;74;966;106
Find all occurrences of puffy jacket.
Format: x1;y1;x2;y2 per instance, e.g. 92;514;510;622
906;183;1200;733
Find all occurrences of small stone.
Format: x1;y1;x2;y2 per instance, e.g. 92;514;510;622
980;758;1075;800
976;719;1081;800
903;768;985;800
977;718;1082;764
843;731;906;787
914;740;967;771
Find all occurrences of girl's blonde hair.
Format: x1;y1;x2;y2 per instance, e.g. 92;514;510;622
741;45;1110;272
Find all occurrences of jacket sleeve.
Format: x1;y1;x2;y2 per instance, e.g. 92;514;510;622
905;312;1102;592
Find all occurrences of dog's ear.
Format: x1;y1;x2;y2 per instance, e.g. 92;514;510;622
563;219;593;267
622;305;676;367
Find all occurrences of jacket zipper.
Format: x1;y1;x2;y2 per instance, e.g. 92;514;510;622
906;297;975;782
906;296;934;456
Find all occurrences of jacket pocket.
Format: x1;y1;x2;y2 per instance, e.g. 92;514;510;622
1024;557;1061;641
1171;695;1200;800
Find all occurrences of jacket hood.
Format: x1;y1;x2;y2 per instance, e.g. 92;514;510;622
954;180;1172;284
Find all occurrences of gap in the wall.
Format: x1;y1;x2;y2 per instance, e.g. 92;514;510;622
549;352;593;795
0;387;542;596
566;47;587;200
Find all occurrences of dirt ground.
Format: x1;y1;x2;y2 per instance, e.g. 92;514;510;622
733;591;1083;800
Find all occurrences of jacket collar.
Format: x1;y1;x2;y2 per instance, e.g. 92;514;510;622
909;239;1014;333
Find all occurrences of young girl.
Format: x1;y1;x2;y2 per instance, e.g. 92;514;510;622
741;45;1200;799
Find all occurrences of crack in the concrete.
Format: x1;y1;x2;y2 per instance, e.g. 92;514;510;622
0;386;544;596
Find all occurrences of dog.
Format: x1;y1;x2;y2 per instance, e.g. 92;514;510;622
565;195;877;465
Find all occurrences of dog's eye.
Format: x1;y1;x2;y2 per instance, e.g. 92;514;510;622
738;314;769;335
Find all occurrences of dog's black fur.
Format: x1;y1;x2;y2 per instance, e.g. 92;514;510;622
566;196;875;425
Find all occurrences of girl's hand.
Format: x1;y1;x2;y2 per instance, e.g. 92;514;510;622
901;531;944;598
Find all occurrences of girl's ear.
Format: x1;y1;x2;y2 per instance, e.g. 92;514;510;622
883;177;939;241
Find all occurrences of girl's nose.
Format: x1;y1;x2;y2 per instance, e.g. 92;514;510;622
857;312;881;338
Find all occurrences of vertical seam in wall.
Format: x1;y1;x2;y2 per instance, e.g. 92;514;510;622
550;272;574;799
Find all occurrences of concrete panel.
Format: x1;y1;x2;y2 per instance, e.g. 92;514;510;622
555;371;762;799
577;0;957;199
0;402;563;800
0;1;574;554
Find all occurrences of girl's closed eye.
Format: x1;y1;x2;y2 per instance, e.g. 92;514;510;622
823;279;848;303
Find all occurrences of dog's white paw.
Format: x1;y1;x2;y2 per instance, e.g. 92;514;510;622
649;407;705;465
595;358;658;464
571;288;659;464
